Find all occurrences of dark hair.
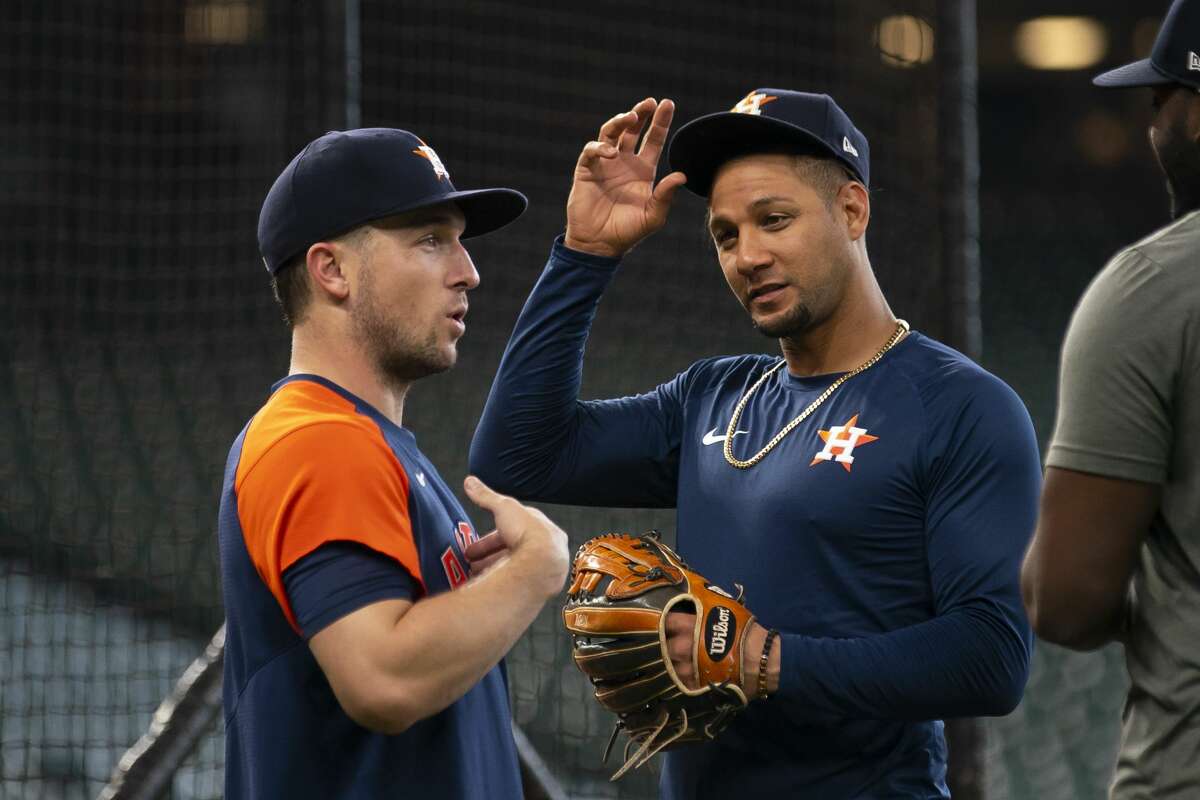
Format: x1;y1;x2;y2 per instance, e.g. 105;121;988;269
791;154;859;207
270;253;311;328
269;226;373;328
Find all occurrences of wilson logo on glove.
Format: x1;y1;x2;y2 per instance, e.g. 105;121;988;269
563;530;756;780
705;606;735;661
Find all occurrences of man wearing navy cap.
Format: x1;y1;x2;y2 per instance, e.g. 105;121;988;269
471;92;1039;797
217;128;570;799
1022;0;1200;795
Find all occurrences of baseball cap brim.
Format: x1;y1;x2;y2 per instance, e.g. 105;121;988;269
1093;58;1176;88
668;112;860;197
339;186;528;241
270;187;526;270
442;187;528;239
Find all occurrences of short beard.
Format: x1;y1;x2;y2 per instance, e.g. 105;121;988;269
1153;124;1200;219
1163;156;1200;219
351;264;454;387
752;302;814;339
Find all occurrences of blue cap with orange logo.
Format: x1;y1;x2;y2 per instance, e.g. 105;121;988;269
667;89;870;197
1094;0;1200;89
257;128;527;273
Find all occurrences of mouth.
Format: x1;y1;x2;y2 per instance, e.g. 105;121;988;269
447;304;468;333
748;282;787;306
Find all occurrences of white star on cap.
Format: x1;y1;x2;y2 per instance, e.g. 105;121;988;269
731;91;778;116
412;142;450;181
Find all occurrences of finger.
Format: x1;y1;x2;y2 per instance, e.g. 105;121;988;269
469;552;508;576
618;98;657;153
465;530;507;562
647;171;687;226
637;97;675;162
670;657;698;689
597;109;640;146
666;610;696;636
576;140;618;170
463;475;511;513
668;634;692;661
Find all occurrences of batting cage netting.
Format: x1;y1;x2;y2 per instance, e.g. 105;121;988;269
1;1;1121;799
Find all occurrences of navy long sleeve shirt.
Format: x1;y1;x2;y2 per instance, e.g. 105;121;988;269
470;238;1039;799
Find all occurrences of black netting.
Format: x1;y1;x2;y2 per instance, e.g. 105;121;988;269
2;2;967;798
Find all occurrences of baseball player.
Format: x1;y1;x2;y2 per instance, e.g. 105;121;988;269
217;128;569;799
1021;0;1200;796
470;93;1041;798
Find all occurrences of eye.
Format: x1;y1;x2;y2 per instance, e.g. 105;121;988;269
419;233;442;248
712;229;737;249
762;213;790;228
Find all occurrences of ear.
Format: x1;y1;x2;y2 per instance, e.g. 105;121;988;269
305;241;352;302
837;181;870;242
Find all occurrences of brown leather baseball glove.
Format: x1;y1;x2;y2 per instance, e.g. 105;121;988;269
562;530;754;780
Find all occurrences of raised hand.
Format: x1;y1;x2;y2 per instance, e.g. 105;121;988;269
564;97;688;259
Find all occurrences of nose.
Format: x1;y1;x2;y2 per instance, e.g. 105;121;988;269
733;229;772;277
453;243;480;290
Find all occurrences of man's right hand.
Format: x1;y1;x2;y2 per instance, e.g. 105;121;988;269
463;475;569;598
563;97;687;259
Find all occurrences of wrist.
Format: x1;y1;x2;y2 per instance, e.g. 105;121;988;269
562;233;625;260
517;539;571;599
741;622;781;698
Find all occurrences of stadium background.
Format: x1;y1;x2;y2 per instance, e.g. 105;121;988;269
0;0;1169;798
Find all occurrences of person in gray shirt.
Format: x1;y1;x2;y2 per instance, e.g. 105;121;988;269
1021;0;1200;797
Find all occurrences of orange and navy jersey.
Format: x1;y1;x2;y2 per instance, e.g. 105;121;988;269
217;374;520;800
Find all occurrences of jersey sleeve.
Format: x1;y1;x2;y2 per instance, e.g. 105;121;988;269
283;541;417;639
775;371;1039;720
468;236;686;507
236;420;424;632
1046;248;1176;484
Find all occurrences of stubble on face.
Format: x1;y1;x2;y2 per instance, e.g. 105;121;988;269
751;296;813;339
350;245;456;386
1150;86;1200;219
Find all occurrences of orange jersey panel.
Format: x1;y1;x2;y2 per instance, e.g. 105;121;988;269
235;380;424;631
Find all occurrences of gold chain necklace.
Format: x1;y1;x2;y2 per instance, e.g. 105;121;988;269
723;320;910;469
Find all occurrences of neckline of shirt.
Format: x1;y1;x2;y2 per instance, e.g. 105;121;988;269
271;373;418;444
774;329;920;392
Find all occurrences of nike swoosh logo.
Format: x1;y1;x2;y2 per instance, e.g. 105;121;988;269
702;427;749;446
416;472;427;487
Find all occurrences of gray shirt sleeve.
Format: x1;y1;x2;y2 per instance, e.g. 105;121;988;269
1046;247;1177;484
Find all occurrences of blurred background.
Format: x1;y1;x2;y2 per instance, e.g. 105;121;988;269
0;1;1171;798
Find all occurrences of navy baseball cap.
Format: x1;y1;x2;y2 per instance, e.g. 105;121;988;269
1094;0;1200;89
667;89;870;197
257;128;527;273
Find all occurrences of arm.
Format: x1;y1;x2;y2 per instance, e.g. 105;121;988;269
469;239;686;506
1020;248;1172;650
1020;469;1158;650
468;98;688;505
307;477;568;734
